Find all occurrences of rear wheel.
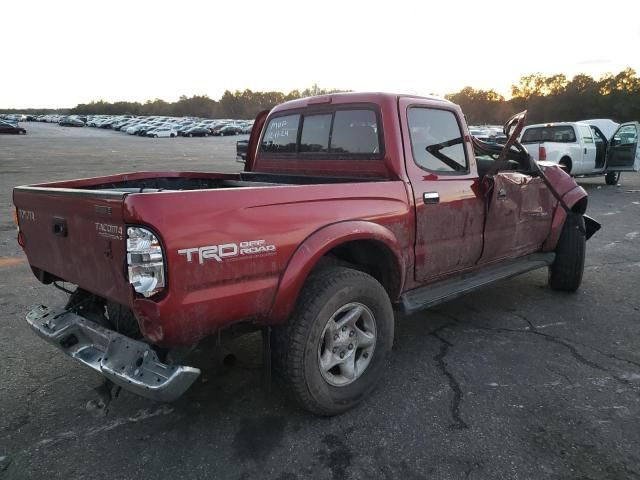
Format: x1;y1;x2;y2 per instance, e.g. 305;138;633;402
188;133;193;137
272;266;394;416
549;214;586;292
605;171;620;185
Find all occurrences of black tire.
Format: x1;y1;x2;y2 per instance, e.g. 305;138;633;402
188;133;193;137
549;214;586;292
605;171;620;185
272;266;394;416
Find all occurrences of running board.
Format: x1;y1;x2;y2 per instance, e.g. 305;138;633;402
400;253;555;314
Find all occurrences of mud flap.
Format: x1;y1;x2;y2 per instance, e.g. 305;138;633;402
583;215;601;241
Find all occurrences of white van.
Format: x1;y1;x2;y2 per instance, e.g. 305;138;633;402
520;121;640;184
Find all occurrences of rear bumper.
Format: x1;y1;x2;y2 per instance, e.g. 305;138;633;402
26;305;200;402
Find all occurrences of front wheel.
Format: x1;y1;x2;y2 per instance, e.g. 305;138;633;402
549;214;586;292
605;171;620;185
272;266;394;416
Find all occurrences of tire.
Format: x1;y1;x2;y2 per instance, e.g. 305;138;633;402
605;171;620;185
154;134;158;138
272;266;394;416
188;133;193;137
204;133;209;137
549;213;586;292
220;132;224;136
170;133;175;138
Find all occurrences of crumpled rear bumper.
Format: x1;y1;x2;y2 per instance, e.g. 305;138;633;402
26;305;200;402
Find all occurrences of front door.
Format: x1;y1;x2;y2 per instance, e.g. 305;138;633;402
606;122;640;172
480;172;554;264
399;99;485;283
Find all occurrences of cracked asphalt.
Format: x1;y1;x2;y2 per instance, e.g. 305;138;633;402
1;123;639;479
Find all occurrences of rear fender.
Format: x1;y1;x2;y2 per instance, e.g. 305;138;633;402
268;221;405;323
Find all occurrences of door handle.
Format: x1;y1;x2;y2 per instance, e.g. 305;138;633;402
423;192;439;204
497;188;507;200
584;147;587;154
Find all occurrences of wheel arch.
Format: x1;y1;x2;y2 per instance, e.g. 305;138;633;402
268;221;405;323
543;185;588;251
559;156;572;174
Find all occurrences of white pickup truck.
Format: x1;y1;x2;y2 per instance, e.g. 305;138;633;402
520;121;640;184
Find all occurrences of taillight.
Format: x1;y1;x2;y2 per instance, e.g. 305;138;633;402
539;144;546;161
13;208;25;247
126;227;165;297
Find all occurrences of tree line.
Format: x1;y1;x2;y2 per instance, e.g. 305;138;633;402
3;69;640;124
67;86;346;119
446;68;640;125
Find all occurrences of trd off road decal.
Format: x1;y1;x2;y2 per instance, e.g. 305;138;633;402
178;239;276;264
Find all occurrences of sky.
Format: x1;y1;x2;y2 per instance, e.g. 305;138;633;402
3;0;640;109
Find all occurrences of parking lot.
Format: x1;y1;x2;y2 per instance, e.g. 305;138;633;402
1;122;640;479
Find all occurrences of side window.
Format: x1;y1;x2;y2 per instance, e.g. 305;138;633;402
579;125;593;143
407;108;468;173
612;124;638;146
300;114;331;153
521;128;542;143
261;114;300;153
331;110;379;154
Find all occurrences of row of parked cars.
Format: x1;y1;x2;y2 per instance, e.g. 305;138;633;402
8;113;253;139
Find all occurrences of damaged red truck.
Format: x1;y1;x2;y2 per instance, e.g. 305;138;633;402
13;93;607;415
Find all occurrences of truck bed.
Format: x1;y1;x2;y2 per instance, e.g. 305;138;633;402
14;170;407;344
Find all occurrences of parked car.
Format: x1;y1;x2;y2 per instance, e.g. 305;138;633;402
213;125;243;136
0;121;26;134
181;126;210;137
521;121;639;184
59;117;85;127
146;127;177;138
14;92;605;415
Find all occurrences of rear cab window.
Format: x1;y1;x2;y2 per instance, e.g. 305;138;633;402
260;107;382;158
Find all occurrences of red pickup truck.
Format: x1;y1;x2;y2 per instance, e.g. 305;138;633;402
14;93;600;415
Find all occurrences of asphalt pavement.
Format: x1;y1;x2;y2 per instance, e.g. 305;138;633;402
1;123;639;479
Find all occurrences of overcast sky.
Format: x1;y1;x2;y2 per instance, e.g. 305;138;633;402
3;0;640;108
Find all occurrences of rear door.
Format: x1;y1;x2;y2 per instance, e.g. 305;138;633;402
399;99;485;282
577;124;597;172
606;122;640;171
